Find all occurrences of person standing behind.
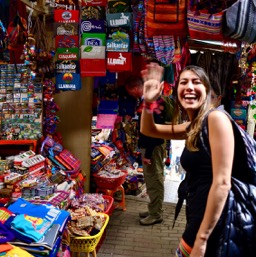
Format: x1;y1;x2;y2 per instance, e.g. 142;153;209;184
210;82;223;108
125;76;174;225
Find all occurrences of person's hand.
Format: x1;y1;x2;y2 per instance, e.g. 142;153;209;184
141;63;164;103
190;238;207;257
143;157;151;165
141;62;164;82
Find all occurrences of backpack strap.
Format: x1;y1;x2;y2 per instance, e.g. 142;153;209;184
200;107;256;185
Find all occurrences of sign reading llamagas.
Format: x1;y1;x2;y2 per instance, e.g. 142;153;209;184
56;73;81;91
54;10;80;23
107;52;132;71
106;13;132;28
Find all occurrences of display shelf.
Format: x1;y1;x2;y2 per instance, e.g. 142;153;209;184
0;140;39;157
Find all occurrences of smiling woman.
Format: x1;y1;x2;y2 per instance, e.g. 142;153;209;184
140;62;239;257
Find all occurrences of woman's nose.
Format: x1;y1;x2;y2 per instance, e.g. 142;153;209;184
186;80;194;90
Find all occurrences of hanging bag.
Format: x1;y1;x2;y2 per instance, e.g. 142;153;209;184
222;0;256;43
187;8;224;41
145;0;187;37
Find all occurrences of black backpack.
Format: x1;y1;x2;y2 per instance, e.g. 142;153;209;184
173;107;256;228
200;108;256;186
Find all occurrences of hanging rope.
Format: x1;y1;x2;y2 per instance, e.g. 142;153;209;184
31;14;49;52
27;2;34;35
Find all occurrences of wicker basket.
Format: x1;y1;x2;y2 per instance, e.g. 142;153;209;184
69;213;109;253
93;170;128;190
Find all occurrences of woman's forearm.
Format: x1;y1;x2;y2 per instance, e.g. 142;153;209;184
140;107;189;140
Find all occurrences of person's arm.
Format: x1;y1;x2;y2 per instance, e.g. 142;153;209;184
190;110;234;257
141;107;189;140
140;63;189;140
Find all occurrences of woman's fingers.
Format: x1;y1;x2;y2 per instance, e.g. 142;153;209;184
146;63;164;82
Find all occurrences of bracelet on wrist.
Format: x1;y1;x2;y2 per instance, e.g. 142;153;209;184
142;101;157;112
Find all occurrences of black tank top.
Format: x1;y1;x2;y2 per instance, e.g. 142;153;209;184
180;122;228;257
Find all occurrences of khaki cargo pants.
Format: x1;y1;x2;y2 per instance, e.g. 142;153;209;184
140;144;165;218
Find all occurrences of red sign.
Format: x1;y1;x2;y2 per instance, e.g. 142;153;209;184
54;10;79;23
107;52;132;72
80;59;106;77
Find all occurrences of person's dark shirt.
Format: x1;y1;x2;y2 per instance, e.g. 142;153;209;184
137;97;174;159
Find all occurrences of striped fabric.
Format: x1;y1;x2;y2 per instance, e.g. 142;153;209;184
153;35;175;65
187;9;224;41
175;238;192;257
223;0;256;43
146;0;187;37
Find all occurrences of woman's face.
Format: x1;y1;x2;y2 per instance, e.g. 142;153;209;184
177;70;207;119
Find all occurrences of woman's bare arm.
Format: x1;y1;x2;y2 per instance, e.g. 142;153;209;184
140;107;189;140
190;111;233;257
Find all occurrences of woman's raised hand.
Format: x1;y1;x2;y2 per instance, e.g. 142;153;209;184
141;63;164;103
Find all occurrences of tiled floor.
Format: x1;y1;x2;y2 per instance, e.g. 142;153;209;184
71;140;186;256
96;197;186;257
92;140;186;257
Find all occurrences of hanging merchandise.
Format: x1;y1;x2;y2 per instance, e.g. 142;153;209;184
223;0;256;44
152;35;175;66
25;15;55;77
0;20;7;59
105;1;133;72
81;0;107;7
145;0;187;37
55;22;79;36
138;13;157;62
107;52;132;72
0;64;43;140
54;8;81;90
106;12;133;28
7;13;27;51
107;0;132;13
50;0;79;10
132;0;144;53
80;1;107;77
80;5;106;20
106;27;130;52
43;79;60;136
187;8;224;41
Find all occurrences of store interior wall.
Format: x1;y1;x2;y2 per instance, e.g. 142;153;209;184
54;78;93;192
45;23;93;192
